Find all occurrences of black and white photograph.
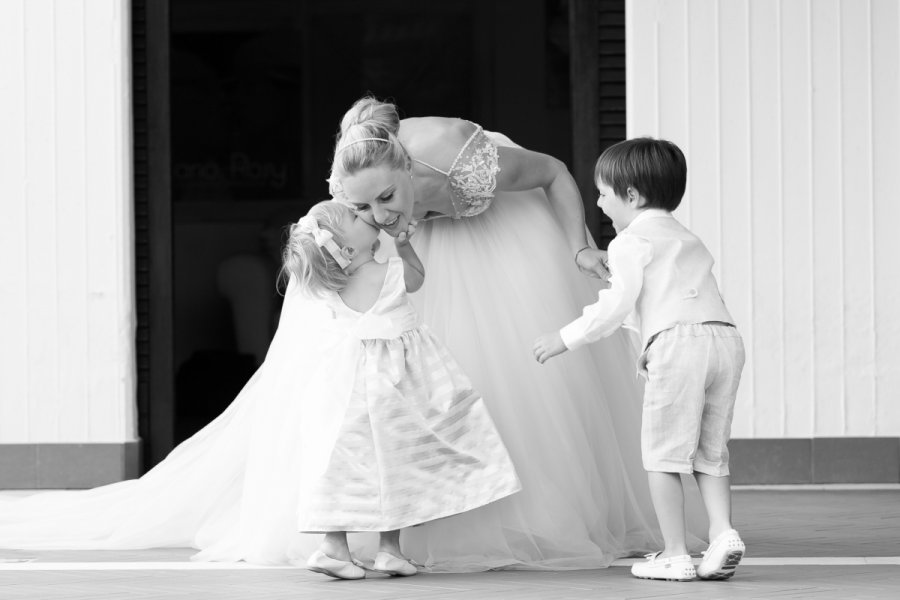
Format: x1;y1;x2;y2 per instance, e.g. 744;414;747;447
1;0;898;598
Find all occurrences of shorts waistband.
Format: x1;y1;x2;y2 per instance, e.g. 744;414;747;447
702;320;735;328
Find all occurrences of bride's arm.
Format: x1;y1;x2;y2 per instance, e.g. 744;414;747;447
495;146;609;278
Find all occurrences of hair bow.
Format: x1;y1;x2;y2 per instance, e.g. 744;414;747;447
297;216;350;269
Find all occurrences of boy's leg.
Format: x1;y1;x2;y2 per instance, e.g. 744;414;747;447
647;471;689;558
694;328;744;540
694;473;733;541
639;328;705;557
633;470;696;581
694;329;746;580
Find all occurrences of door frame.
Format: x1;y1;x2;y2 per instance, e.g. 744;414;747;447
132;0;175;469
131;0;625;468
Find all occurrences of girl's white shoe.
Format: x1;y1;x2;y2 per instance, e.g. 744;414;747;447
630;552;697;581
371;551;418;576
306;550;366;580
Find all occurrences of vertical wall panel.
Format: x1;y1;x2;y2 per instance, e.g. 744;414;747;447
749;0;785;436
0;0;135;444
84;0;135;441
810;0;846;435
780;0;815;437
626;0;660;138
24;0;61;440
685;0;720;252
656;0;689;221
717;0;754;437
85;0;116;440
113;0;137;441
627;0;899;437
839;0;876;435
0;0;30;442
54;0;90;440
872;0;900;435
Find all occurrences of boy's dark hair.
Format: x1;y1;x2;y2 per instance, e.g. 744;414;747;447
594;137;687;211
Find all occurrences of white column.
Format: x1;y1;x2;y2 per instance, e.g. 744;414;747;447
0;0;135;445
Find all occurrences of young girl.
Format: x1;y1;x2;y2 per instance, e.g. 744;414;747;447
0;200;519;573
282;200;521;579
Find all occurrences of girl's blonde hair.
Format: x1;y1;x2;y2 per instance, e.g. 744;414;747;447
328;97;410;196
280;201;351;295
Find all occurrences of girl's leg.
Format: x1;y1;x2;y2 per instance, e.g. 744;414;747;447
319;531;352;561
374;529;417;576
378;529;403;557
308;530;366;580
647;471;689;557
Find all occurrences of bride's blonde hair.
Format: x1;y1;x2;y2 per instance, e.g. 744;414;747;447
280;201;351;296
329;97;410;196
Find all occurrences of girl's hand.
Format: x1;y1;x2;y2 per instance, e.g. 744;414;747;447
533;332;568;364
395;220;418;246
393;220;425;292
576;247;610;280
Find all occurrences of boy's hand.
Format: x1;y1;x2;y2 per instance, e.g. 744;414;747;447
395;220;418;246
576;247;610;280
533;332;568;364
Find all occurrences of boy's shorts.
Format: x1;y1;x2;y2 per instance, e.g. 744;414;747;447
639;322;745;476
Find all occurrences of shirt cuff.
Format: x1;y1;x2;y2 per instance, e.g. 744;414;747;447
559;322;587;351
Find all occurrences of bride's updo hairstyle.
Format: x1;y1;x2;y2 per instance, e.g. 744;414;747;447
280;201;351;296
329;97;410;196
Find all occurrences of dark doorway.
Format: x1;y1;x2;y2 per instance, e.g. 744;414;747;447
133;0;623;469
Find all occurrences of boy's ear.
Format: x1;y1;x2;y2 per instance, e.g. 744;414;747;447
627;187;648;208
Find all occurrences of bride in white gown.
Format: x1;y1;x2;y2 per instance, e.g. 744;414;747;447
0;97;705;572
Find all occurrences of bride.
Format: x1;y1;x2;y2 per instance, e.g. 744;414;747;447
0;97;704;572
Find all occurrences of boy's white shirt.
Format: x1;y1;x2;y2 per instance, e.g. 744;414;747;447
559;208;734;352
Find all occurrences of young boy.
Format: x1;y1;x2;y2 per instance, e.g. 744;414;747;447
533;138;746;582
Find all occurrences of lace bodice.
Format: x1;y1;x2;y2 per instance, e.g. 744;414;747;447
413;123;501;219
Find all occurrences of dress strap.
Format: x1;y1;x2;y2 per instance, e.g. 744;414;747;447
385;257;406;292
413;158;450;177
412;122;481;178
447;124;482;175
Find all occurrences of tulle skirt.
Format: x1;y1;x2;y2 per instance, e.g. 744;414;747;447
385;136;705;571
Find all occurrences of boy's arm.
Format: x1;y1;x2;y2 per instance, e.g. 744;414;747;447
559;234;652;350
395;222;425;293
533;234;651;363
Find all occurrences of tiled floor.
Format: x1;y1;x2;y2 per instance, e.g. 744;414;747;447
1;487;899;599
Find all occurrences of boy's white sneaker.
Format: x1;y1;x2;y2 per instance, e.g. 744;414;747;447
630;552;696;581
697;529;745;580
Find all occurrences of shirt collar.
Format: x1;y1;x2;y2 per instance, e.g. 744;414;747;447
624;208;672;232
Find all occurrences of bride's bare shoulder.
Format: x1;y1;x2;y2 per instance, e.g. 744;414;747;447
399;117;477;159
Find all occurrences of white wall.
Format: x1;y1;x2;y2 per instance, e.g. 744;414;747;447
0;0;135;443
627;0;900;438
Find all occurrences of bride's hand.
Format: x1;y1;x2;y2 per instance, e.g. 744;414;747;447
395;220;418;246
576;247;610;280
